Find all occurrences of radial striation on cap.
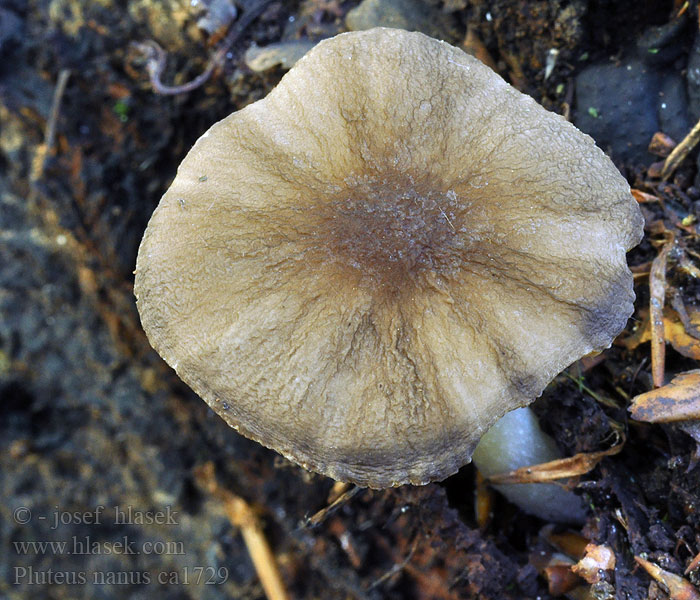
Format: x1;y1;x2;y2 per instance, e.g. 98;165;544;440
134;28;644;488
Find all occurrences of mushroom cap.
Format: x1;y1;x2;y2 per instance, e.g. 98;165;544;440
134;28;643;488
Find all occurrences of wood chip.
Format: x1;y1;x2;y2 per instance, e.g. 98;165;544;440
648;132;677;157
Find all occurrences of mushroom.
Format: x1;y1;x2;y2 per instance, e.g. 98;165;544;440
472;406;587;523
134;28;643;489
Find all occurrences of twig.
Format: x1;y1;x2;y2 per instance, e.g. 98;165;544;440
194;463;290;600
661;115;700;180
133;40;216;95
303;486;362;528
132;0;276;95
563;370;616;407
31;69;70;182
650;233;675;387
45;70;71;148
225;495;290;600
486;434;624;485
366;537;419;591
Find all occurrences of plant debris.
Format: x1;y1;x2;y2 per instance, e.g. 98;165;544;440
635;556;700;600
486;436;624;485
630;370;700;422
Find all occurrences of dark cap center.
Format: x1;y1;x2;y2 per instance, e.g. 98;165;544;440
318;174;467;292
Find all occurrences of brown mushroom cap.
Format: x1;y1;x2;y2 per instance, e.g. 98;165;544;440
134;28;643;488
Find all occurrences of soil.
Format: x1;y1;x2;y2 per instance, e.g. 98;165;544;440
2;1;699;599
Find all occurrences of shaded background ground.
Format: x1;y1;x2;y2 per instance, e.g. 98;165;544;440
2;0;700;598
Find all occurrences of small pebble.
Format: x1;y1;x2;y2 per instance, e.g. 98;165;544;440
637;15;689;67
244;40;317;73
345;0;454;41
574;59;689;164
194;0;237;35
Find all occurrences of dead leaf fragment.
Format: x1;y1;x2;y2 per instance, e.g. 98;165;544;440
635;556;700;600
462;25;498;71
686;551;700;575
545;529;590;560
666;307;700;360
487;438;624;485
631;188;662;203
649;160;667;178
544;564;582;596
530;551;581;596
621;309;652;350
622;307;700;360
572;543;616;584
630;370;700;423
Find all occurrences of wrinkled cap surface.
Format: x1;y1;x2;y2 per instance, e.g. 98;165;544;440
135;28;644;488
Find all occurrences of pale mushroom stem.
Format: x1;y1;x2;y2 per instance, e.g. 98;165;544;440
472;407;587;524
